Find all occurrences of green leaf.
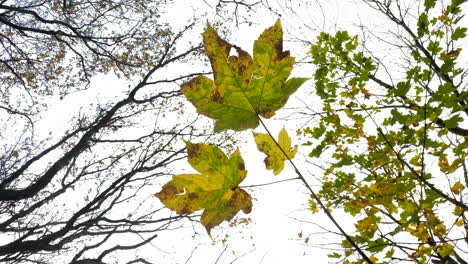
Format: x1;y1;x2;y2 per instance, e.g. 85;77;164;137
427;41;442;54
385;248;395;258
154;140;252;235
312;124;326;139
309;142;327;157
394;81;411;96
367;238;387;252
417;13;430;37
452;27;467;40
444;114;463;128
424;0;436;10
182;20;308;132
327;252;341;258
253;128;298;175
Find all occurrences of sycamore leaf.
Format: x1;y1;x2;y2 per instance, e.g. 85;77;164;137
182;20;308;132
253;128;298;175
154;140;252;235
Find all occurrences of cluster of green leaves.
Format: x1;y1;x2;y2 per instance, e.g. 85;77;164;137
155;20;303;234
301;0;468;263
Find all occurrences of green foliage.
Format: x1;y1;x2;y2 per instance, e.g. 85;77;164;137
155;141;252;235
182;20;308;132
253;128;298;175
301;1;468;263
451;27;467;40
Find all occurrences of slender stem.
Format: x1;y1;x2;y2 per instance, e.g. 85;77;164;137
256;117;374;264
239;177;300;188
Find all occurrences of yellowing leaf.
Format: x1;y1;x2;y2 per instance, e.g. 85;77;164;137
355;215;378;239
450;181;465;195
309;198;319;213
436;243;454;257
455;218;464;227
453;206;464;216
253;128;298;175
182;20;308;132
154;140;252;235
407;223;431;242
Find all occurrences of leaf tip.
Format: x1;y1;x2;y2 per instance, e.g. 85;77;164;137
181;138;190;146
275;18;282;27
205;20;214;30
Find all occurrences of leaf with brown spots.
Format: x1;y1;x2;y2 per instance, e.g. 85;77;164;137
182;20;308;132
154;140;252;236
253;128;298;175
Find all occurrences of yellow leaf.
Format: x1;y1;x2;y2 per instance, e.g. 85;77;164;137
154;141;252;235
455;218;464;227
253;128;298;175
453;206;464;216
450;181;465;195
436;243;454;257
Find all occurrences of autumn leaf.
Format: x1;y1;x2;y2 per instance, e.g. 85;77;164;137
182;20;308;132
154;140;252;235
253;128;298;175
450;181;465;195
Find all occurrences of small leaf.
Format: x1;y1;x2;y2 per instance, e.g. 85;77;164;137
182;20;308;132
436;243;454;257
444;115;463;128
154;141;252;235
309;198;319;213
309;142;326;157
452;27;467;40
311;124;326;139
453;206;464;216
367;238;387;252
394;81;411;96
424;0;436;10
253;128;298;175
327;252;341;258
417;13;430;37
385;248;395;258
450;181;465;195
